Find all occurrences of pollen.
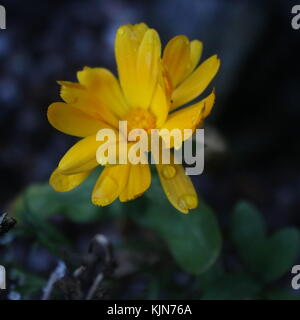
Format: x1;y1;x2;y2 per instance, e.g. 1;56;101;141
123;108;156;134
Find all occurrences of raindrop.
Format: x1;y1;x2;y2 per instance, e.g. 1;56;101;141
161;165;176;179
118;28;125;36
178;195;197;211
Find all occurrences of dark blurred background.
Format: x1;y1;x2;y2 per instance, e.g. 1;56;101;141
1;0;300;300
1;0;299;226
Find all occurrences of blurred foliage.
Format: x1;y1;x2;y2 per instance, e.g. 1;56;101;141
1;173;299;300
231;202;300;284
128;176;222;275
9;268;46;300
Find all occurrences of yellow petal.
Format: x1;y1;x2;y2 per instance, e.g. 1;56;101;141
50;167;92;192
187;40;203;76
160;61;173;102
198;88;216;119
58;80;119;128
58;81;85;104
156;159;198;214
149;84;169;128
47;102;106;137
172;55;220;109
92;164;130;206
132;23;149;42
58;135;100;175
160;90;215;149
115;25;141;108
77;67;129;118
163;35;190;87
136;29;161;109
119;164;151;202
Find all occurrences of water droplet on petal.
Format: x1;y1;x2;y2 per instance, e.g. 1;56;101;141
118;28;125;36
178;195;198;211
161;165;176;179
185;195;198;208
178;198;188;212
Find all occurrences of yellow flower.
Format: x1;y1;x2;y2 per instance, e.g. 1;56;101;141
48;23;220;214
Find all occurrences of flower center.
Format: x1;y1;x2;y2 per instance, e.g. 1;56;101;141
123;108;156;134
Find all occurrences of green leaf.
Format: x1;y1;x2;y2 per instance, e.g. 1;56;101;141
10;169;103;224
8;171;108;255
260;228;300;283
231;201;266;257
129;175;222;275
231;201;300;283
15;194;70;256
201;272;262;300
194;262;225;292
